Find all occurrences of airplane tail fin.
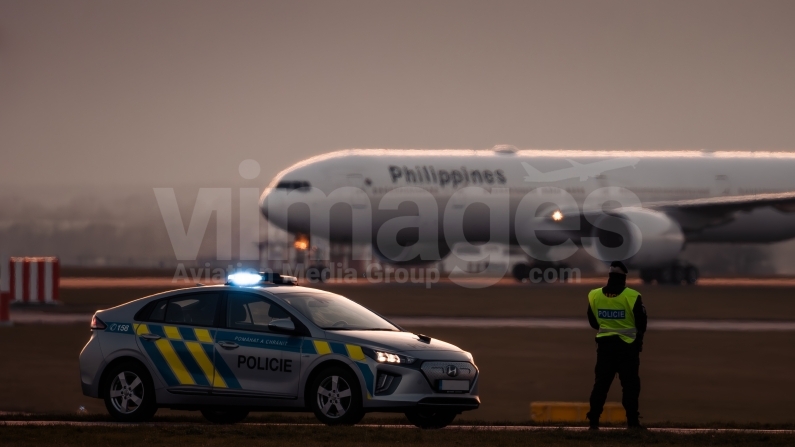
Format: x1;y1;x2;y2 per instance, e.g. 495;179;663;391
566;159;583;168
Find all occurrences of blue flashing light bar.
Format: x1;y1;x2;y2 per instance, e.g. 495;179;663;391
227;272;263;286
226;272;298;286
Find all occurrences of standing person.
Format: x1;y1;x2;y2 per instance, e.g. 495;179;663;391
586;261;647;430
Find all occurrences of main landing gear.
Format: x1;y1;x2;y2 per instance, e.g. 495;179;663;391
640;263;699;285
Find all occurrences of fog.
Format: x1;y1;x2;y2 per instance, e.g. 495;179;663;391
1;0;795;270
0;185;791;275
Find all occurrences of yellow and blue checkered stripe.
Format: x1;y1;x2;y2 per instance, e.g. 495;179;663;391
135;324;240;389
302;339;374;397
135;323;374;395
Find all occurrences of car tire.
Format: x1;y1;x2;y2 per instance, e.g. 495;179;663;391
102;361;157;422
405;409;457;429
201;408;249;424
309;366;364;426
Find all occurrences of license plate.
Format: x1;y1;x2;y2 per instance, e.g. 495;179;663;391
438;380;469;391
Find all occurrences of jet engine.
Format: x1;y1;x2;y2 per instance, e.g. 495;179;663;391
587;208;684;269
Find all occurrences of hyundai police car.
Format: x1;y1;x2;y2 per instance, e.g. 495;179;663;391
79;272;480;427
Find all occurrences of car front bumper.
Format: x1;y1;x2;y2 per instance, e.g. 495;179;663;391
361;361;480;413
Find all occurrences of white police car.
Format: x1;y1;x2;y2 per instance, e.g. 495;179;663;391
79;272;479;428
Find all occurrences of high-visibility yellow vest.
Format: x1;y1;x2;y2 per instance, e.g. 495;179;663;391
588;287;639;344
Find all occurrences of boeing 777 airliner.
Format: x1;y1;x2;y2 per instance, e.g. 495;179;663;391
260;146;795;284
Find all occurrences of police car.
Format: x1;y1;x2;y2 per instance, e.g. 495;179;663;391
79;272;479;428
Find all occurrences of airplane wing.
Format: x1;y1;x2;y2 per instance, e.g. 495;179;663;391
531;190;795;240
647;190;795;213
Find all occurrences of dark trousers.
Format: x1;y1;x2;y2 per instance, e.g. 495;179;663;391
587;340;641;424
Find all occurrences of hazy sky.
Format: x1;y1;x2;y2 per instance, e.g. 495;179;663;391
2;0;795;188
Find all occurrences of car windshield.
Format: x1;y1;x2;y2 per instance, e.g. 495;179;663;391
273;290;399;331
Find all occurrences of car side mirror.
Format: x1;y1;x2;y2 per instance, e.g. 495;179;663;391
268;319;296;333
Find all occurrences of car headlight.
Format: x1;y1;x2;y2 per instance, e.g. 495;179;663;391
365;349;415;364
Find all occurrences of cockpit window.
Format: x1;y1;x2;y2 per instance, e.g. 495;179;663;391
276;181;311;191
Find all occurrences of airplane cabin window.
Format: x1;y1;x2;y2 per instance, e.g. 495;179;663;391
276;180;311;191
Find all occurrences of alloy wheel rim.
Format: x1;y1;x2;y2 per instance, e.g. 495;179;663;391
109;371;144;414
317;375;352;418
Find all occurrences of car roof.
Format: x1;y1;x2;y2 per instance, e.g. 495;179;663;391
160;284;330;295
121;284;338;310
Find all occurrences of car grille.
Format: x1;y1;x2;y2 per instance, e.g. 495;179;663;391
420;361;478;384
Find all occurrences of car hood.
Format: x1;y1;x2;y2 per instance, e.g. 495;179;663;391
323;330;470;360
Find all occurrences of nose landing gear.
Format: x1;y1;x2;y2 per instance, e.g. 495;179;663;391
640;263;699;285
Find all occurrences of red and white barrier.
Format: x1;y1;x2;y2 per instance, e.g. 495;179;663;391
7;257;60;304
0;258;8;324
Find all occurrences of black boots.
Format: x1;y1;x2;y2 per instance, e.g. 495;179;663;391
588;418;646;431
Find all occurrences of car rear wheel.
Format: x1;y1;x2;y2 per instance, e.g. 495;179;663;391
309;366;364;425
103;361;157;422
201;408;249;424
405;410;457;429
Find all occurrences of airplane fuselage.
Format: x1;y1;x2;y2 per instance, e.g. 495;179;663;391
262;149;795;247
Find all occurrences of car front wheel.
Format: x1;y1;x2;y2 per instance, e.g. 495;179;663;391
102;361;157;422
405;410;457;429
309;366;364;425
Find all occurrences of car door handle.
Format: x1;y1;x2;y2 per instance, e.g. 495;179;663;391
218;341;239;350
141;334;161;341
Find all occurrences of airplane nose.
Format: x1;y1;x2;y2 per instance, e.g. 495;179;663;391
259;188;276;220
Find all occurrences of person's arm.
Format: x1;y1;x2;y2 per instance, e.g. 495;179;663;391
633;296;647;350
633;296;647;334
587;306;599;330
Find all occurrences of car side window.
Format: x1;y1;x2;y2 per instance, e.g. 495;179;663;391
227;293;291;333
163;293;220;327
148;300;168;322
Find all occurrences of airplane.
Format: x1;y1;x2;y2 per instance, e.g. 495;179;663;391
260;146;795;284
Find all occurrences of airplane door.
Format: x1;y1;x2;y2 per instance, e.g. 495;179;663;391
213;292;303;398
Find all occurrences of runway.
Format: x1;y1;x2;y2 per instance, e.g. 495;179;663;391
58;276;795;288
0;420;793;434
8;311;795;331
391;316;795;331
